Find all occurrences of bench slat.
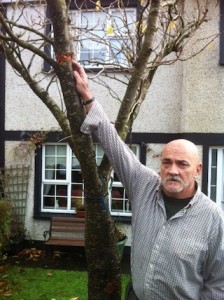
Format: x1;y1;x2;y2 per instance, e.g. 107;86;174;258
51;217;85;223
44;216;86;248
45;237;85;247
51;227;85;233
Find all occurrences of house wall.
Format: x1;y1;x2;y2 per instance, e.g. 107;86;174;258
2;1;223;246
181;0;222;133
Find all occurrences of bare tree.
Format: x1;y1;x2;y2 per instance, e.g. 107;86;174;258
0;0;217;298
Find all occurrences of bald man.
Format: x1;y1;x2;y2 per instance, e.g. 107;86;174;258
160;139;202;198
73;61;224;300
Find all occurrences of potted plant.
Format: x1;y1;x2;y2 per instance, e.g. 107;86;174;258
114;224;128;259
76;203;86;218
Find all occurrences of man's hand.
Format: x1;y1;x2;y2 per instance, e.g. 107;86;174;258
72;60;93;101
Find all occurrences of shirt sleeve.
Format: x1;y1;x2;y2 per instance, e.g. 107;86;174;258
201;216;224;299
80;101;152;196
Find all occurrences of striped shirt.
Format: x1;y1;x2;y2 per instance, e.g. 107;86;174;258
81;101;224;300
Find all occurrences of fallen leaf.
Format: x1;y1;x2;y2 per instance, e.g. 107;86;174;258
0;281;7;287
0;265;9;273
3;292;12;297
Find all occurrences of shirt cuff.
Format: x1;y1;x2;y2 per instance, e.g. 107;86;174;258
80;101;108;134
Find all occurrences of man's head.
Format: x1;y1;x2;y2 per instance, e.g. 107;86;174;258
160;139;202;199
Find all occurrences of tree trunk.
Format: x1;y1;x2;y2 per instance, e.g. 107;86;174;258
47;1;122;298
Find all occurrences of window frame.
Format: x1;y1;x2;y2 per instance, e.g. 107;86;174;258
75;7;137;68
43;1;139;71
39;142;140;217
208;147;224;210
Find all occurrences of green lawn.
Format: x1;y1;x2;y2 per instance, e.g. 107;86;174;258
0;265;131;300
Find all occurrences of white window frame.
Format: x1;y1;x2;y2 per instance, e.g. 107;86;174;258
69;7;136;68
208;147;224;210
41;143;140;216
109;144;139;217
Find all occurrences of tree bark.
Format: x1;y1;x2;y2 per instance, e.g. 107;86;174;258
47;1;122;298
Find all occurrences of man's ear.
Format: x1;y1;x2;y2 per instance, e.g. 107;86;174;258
196;163;202;177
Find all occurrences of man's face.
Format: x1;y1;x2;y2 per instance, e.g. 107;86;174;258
160;140;202;199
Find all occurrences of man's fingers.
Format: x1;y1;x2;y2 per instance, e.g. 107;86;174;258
73;70;82;84
72;60;86;79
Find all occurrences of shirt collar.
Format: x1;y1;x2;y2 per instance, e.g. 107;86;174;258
157;181;200;208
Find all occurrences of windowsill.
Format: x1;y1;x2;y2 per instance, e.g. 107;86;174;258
34;211;132;223
84;66;131;73
33;211;77;220
112;215;131;224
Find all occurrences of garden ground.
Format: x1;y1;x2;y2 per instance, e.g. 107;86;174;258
3;241;131;273
0;242;131;299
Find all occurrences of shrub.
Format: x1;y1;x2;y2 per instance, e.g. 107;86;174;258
0;199;12;259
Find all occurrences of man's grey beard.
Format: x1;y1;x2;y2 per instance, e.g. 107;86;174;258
161;175;186;193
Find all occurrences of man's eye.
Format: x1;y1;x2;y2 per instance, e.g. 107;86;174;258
162;161;171;165
179;162;189;167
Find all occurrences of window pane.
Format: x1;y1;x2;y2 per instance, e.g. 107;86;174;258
113;172;120;182
80;11;107;64
45;169;55;180
80;42;106;63
72;155;79;168
71;170;82;183
57;145;66;156
45;157;55;169
56;157;66;166
109;38;129;65
211;167;217;185
55;164;66;180
81;11;106;30
111;10;136;34
210;186;216;202
209;148;219;204
71;185;83;209
95;144;104;165
212;149;217;165
57;185;68;209
129;145;138;155
45;145;55;155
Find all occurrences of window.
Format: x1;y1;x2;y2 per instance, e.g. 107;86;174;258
76;8;136;67
44;6;137;71
208;147;224;210
41;143;139;216
109;145;139;217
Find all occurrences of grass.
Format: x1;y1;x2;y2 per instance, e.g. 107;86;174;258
0;265;131;300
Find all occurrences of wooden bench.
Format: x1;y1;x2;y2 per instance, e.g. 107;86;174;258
43;216;85;247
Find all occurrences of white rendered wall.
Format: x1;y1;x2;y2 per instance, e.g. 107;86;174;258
3;1;222;243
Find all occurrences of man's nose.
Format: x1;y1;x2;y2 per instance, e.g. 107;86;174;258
168;164;179;175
